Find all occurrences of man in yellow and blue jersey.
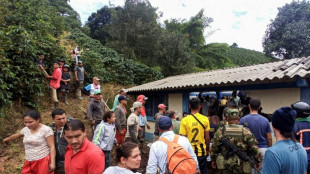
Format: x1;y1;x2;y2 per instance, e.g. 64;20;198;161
179;97;210;174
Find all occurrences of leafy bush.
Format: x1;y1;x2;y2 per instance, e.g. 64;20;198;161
68;29;163;85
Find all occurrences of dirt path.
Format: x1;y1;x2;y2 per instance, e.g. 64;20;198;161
0;93;149;174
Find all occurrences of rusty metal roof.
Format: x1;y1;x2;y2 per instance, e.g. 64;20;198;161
126;57;310;93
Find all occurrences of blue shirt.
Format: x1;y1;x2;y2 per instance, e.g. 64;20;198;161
240;114;271;148
262;140;307;174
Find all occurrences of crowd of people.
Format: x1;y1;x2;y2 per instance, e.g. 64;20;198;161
2;56;310;174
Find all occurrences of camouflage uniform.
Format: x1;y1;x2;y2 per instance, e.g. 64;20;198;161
210;109;261;174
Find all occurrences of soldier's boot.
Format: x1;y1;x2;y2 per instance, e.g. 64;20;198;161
54;102;59;108
64;93;68;105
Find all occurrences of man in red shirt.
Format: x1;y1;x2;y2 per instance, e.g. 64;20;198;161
137;95;150;143
64;119;105;174
41;62;62;108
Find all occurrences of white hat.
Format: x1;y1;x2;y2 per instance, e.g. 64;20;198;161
131;101;142;111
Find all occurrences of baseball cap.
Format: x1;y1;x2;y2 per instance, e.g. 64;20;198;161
93;77;100;81
118;95;129;102
78;61;82;64
63;64;70;68
131;102;142;111
59;59;65;62
158;104;167;109
137;95;148;102
226;108;239;119
119;89;127;93
94;91;102;95
158;116;172;130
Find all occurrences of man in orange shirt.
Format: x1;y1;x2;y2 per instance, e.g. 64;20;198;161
64;120;105;174
41;61;62;108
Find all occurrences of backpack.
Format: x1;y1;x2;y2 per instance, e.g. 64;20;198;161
82;84;91;96
159;135;197;174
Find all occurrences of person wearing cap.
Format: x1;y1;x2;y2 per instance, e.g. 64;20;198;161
40;61;62;108
87;91;105;138
239;98;272;174
112;89;127;111
153;103;167;142
89;77;101;99
115;95;129;145
211;108;261;174
125;102;143;144
147;116;199;174
165;110;180;134
291;101;310;172
136;95;150;143
262;107;307;174
74;61;87;99
179;97;210;174
60;64;71;104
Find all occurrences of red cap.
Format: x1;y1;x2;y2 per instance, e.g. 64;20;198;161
137;95;148;102
158;104;167;109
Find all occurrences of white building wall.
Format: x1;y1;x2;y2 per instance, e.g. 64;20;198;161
168;93;183;115
246;88;300;114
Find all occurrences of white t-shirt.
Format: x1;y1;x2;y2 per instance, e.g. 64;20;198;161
103;166;141;174
125;113;139;138
20;125;53;161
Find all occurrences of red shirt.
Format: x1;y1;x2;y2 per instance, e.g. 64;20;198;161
65;138;105;174
49;67;62;89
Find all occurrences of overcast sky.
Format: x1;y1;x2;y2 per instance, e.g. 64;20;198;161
69;0;293;52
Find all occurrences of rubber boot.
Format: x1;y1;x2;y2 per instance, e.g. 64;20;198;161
64;93;68;105
54;102;59;108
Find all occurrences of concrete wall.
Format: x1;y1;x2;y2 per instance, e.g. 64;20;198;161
168;93;183;114
247;88;300;114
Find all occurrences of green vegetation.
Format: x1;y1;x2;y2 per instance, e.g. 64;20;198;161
225;45;275;66
0;0;275;110
263;1;310;58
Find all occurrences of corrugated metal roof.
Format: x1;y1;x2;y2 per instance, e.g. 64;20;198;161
126;57;310;93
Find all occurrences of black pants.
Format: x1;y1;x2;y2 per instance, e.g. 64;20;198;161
197;155;208;174
103;150;111;169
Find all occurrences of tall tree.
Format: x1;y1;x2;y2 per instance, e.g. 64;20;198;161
263;1;310;58
86;6;113;45
106;0;162;63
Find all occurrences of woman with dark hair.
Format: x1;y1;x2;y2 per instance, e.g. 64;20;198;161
103;142;141;174
3;110;56;174
262;107;307;174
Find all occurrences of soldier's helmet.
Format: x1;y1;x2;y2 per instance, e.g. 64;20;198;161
291;101;310;118
226;108;240;119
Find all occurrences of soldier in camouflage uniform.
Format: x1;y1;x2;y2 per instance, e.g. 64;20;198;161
49;109;74;174
211;108;261;174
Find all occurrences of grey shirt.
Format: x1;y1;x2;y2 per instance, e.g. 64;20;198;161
114;105;127;131
87;100;105;121
201;101;210;116
74;66;85;81
154;112;164;136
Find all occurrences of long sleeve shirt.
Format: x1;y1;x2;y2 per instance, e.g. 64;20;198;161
87;100;105;121
92;121;116;151
112;94;120;111
146;131;199;174
114;105;127;131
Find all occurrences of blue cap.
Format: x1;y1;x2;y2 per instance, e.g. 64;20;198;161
118;95;129;102
158;116;172;130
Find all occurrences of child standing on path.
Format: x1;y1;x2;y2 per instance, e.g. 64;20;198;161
92;111;116;169
60;65;71;104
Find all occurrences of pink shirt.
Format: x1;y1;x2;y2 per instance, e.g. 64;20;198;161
49;67;62;89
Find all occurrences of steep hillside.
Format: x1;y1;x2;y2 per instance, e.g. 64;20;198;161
225;46;276;66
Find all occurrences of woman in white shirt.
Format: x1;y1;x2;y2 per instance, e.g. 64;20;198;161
103;142;141;174
3;110;56;174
